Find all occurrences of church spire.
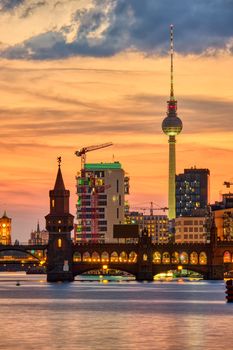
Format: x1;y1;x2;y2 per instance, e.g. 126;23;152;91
36;220;40;233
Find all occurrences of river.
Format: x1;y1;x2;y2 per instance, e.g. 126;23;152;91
0;273;232;350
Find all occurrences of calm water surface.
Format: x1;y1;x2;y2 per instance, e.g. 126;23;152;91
0;273;233;350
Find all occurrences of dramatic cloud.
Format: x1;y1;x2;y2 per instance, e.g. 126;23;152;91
0;0;25;11
0;0;233;59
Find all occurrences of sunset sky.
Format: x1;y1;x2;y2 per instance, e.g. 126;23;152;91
0;0;233;241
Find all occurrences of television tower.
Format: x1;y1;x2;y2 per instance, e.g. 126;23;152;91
162;25;183;220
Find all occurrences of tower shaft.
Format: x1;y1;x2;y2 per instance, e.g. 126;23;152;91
168;136;176;220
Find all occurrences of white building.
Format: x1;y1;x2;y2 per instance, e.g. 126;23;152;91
75;162;129;243
175;217;207;243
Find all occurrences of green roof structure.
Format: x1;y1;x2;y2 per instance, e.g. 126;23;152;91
85;162;122;170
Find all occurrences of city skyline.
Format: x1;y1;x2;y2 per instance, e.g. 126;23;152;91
0;0;233;240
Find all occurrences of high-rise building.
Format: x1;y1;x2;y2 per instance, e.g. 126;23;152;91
0;211;11;245
162;25;183;220
176;167;210;217
75;162;129;243
125;211;169;243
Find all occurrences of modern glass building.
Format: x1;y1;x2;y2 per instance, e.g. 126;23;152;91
176;167;210;217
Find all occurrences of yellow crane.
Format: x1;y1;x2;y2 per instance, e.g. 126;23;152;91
75;142;113;170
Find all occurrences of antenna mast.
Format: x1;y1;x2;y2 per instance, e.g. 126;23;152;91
170;24;174;100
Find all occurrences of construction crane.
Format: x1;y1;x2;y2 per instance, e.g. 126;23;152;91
75;142;113;170
132;202;168;215
223;181;233;189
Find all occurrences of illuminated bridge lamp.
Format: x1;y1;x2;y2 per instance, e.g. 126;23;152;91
178;265;183;271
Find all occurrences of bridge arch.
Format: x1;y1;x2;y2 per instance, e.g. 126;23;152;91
119;251;127;262
110;251;118;262
0;247;42;262
153;251;161;264
190;251;198;265
73;252;81;262
162;252;170;264
199;252;207;265
223;251;232;263
152;264;207;278
83;252;90;262
92;251;100;262
180;252;189;264
171;252;179;264
129;251;137;263
101;251;109;262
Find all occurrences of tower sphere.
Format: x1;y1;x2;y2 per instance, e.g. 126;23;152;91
162;114;183;136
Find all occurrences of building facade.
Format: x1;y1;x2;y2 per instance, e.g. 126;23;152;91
125;211;169;243
0;211;11;245
176;167;210;217
75;162;129;243
175;216;207;243
212;193;233;241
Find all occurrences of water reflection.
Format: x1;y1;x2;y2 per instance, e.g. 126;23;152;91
0;273;233;350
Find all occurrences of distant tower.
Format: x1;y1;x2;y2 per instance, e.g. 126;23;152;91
162;25;183;220
0;211;11;245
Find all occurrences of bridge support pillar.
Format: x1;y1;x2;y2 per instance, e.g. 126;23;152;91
136;270;154;282
136;229;154;282
204;265;224;280
47;232;74;282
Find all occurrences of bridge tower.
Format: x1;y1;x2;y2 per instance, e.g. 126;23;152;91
207;219;224;280
136;229;154;281
45;158;74;282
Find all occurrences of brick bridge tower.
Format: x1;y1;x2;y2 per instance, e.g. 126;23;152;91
45;158;74;282
136;228;154;281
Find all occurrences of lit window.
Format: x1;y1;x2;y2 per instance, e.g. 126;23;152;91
143;254;148;261
52;200;55;208
58;239;62;248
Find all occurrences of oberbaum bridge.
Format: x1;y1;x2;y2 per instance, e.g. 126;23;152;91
1;163;233;282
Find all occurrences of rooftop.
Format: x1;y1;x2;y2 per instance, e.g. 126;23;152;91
85;162;122;170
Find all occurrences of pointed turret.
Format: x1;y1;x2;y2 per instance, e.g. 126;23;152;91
54;163;65;191
45;157;74;233
2;210;9;219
